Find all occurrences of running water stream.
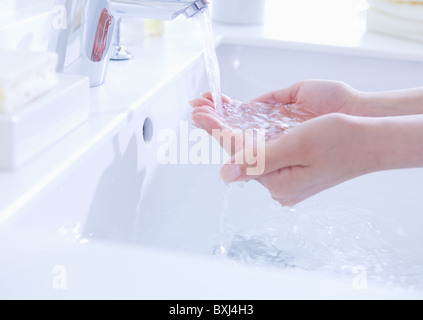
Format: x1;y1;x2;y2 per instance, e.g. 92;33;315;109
193;8;223;116
193;8;313;138
192;8;312;261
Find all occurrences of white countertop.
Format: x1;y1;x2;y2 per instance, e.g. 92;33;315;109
1;0;423;222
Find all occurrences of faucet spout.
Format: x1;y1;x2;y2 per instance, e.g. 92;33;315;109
183;0;209;18
109;0;208;61
110;0;208;20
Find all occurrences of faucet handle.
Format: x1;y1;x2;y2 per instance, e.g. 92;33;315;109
91;9;114;62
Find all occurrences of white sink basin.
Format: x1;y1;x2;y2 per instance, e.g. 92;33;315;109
218;40;423;99
2;36;423;299
138;41;423;289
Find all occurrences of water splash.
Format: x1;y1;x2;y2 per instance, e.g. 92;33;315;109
221;101;316;140
212;190;423;291
214;179;231;258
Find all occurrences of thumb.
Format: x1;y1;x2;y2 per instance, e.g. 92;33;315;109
251;83;301;104
220;132;303;182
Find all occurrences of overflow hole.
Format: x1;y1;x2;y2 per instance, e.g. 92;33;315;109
143;117;153;145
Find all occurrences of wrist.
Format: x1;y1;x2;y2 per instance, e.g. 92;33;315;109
360;115;423;172
354;88;423;117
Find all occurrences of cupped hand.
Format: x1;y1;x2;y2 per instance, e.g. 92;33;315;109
220;113;373;206
190;92;245;155
191;79;362;137
189;81;372;206
252;79;362;117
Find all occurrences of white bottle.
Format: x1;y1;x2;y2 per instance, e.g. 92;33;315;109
144;19;164;37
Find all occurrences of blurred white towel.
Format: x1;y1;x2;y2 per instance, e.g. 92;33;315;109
367;0;423;43
368;0;423;22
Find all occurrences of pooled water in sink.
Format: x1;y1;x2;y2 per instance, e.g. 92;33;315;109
214;182;297;269
138;157;423;292
209;184;423;291
220;234;295;268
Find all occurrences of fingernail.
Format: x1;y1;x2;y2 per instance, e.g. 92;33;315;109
220;164;242;182
222;94;232;103
189;100;195;107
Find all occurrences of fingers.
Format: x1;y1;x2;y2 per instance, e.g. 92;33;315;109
251;83;301;104
192;111;244;155
222;163;309;207
219;130;307;183
190;97;215;109
192;110;229;134
191;92;244;155
255;169;314;207
200;92;233;105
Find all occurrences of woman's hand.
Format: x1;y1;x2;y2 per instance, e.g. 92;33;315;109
191;80;363;126
252;79;363;117
190;80;360;155
190;89;371;206
252;79;423;117
220;113;423;206
190;81;423;206
221;113;373;206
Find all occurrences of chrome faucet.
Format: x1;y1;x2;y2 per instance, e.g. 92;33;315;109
49;0;208;87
